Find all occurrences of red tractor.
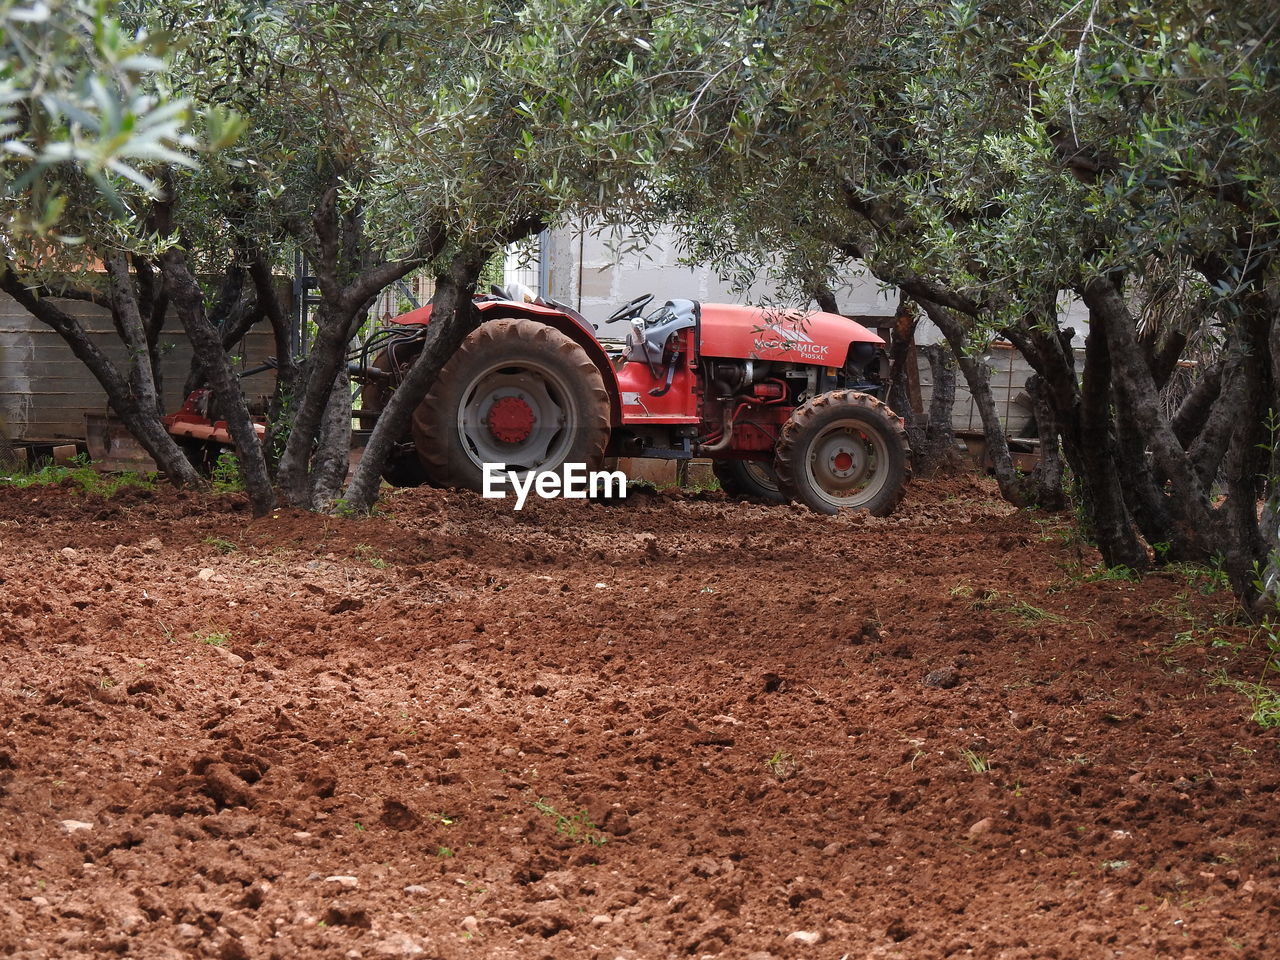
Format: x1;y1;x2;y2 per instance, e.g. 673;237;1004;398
362;285;910;514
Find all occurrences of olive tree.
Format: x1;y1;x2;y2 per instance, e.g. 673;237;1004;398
120;0;720;515
0;0;248;489
551;0;1276;612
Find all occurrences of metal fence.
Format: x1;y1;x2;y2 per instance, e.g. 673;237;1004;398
503;235;542;294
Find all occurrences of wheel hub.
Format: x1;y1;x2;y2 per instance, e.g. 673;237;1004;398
486;395;536;444
459;367;568;471
824;439;866;481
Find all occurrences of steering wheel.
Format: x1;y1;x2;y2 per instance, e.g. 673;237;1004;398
607;293;654;324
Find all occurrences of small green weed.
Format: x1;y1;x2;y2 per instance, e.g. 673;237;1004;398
680;465;722;494
1249;687;1280;729
437;846;454;858
1165;560;1232;596
210;452;244;493
203;536;238;555
764;749;799;781
355;544;387;569
1082;564;1140;583
332;498;365;519
1247;618;1280;728
1208;617;1280;729
960;748;993;774
195;629;231;647
531;798;607;846
1;453;154;497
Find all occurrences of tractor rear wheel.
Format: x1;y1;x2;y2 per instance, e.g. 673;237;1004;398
773;390;910;516
411;318;611;491
712;459;786;504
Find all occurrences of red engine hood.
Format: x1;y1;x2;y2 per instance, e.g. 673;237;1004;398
698;304;883;366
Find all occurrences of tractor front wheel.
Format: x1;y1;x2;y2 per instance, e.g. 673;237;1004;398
712;459;787;504
773;390;910;516
411;318;611;491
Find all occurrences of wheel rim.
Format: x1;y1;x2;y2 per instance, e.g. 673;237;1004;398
456;359;578;473
804;419;889;508
742;460;780;493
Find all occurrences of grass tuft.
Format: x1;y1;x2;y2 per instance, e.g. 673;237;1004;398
531;798;607;845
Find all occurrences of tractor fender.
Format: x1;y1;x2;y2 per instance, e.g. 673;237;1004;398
390;300;623;425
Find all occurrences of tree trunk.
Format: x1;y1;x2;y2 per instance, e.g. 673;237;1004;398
1074;317;1148;569
162;250;276;516
1171;358;1223;448
1188;338;1247;489
311;366;353;512
275;302;358;505
342;250;487;513
246;251;295;472
1081;277;1215;559
1024;374;1066;510
1112;401;1181;559
806;279;840;315
131;254;168;405
275;192;442;507
1216;308;1271;612
1261;302;1280;614
105;254;167;420
886;300;923;444
916;298;1030;505
181;271;263;398
0;264;204;485
915;342;960;475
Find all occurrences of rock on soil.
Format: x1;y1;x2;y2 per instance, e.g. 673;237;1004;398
923;664;961;688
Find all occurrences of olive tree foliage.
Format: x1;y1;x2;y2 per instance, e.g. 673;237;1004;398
106;0;496;515
339;0;740;511
0;0;198;225
120;0;722;515
0;0;249;489
0;0;733;516
608;0;1278;614
227;0;743;514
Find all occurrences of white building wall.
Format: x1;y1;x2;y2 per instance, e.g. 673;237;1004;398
542;223;898;338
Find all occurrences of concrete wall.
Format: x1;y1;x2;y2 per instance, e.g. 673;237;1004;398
0;292;276;443
542;223;898;338
540;223;1093;350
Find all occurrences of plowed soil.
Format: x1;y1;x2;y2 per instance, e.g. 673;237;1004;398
0;476;1277;960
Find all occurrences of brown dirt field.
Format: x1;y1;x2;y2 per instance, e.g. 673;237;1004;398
0;476;1277;960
